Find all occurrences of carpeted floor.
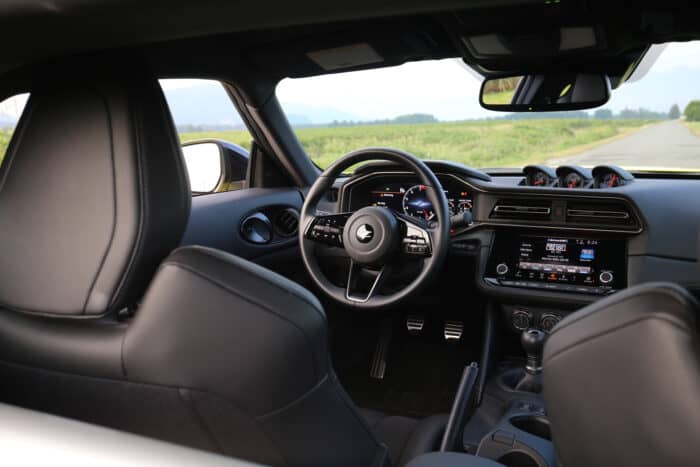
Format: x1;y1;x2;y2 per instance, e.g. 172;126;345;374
329;309;484;418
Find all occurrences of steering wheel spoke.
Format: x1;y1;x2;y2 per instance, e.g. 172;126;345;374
345;260;391;303
395;214;433;257
304;212;352;247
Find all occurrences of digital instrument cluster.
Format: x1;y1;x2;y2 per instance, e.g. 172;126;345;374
365;178;472;220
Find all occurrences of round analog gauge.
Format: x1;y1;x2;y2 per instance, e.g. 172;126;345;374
457;199;473;213
402;185;435;220
597;171;624;188
562;172;584;189
527;170;551;187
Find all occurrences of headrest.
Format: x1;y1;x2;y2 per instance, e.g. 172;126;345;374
0;66;191;316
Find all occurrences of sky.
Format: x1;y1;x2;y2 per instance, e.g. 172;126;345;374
275;40;700;123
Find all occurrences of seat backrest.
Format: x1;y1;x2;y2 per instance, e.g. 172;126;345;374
0;62;385;467
543;282;700;467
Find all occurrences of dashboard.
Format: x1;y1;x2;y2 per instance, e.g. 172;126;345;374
330;159;700;311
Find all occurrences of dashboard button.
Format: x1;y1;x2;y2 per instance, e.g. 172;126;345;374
599;271;614;284
496;263;509;275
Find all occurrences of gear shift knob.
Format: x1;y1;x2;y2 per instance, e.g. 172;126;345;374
521;329;546;374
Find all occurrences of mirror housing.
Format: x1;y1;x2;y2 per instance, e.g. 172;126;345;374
480;72;610;112
181;139;250;194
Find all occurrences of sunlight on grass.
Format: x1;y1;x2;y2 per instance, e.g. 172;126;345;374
180;119;653;169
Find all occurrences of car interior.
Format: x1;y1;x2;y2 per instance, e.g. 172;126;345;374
1;1;700;466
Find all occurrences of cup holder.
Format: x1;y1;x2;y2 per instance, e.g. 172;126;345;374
510;415;552;441
498;451;540;467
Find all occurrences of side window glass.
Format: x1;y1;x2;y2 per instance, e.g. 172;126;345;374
0;93;30;167
159;79;251;195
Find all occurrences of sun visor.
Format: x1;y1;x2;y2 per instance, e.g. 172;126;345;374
306;43;384;71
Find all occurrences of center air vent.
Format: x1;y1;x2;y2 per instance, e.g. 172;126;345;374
566;201;638;230
491;199;552;220
274;208;300;237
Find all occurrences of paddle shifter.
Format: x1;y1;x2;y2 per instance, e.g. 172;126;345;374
514;329;546;393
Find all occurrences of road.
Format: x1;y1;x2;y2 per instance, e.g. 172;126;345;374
547;120;700;169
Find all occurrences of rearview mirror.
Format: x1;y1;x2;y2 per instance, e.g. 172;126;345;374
480;72;610;112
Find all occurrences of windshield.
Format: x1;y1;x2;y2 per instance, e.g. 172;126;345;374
276;41;700;172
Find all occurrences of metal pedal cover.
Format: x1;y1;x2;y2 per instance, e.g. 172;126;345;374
444;321;464;342
406;315;425;335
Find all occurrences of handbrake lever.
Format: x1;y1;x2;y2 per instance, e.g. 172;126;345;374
440;362;480;452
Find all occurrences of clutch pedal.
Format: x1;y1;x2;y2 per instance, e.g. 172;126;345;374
406;315;425;335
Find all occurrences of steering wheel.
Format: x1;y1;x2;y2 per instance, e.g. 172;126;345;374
299;148;451;309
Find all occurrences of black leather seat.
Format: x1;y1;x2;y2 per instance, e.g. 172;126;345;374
0;63;444;466
543;283;700;467
362;409;449;467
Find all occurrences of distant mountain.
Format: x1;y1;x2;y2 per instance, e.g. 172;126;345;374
161;82;360;128
280;102;361;126
162;84;246;128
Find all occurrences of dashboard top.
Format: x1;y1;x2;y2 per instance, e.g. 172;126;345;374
333;159;700;264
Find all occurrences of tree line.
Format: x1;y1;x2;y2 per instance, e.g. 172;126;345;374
684;101;700;121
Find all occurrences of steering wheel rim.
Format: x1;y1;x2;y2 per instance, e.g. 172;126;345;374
299;147;450;309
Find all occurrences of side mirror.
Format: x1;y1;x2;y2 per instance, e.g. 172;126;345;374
480;72;610;112
181;140;250;194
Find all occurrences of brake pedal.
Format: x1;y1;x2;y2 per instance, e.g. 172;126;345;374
444;321;464;342
406;315;425;335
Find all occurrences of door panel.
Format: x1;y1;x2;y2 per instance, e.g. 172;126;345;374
181;188;306;278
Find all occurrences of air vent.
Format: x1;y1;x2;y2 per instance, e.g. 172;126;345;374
274;208;300;237
491;199;552;220
566;201;638;229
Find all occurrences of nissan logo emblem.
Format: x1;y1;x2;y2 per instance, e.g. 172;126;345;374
356;224;374;243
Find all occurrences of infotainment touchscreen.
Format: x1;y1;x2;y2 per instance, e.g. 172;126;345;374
485;234;626;294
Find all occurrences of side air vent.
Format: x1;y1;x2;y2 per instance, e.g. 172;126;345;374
490;199;552;220
273;208;300;237
566;201;638;230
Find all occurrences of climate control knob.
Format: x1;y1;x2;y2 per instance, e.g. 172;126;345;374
599;271;614;284
540;314;561;333
512;310;531;331
496;263;509;275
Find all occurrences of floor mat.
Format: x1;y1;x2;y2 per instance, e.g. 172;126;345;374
330;310;483;418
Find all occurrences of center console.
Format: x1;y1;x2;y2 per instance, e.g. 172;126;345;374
485;232;627;296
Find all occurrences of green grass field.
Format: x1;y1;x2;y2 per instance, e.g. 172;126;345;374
0;119;654;170
684;121;700;136
180;119;653;169
481;89;516;106
0;129;11;166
